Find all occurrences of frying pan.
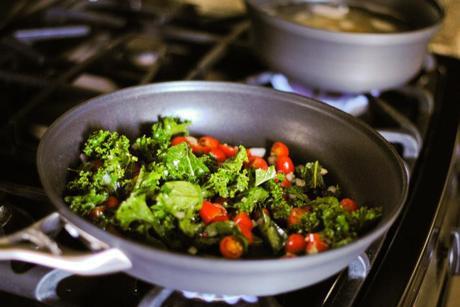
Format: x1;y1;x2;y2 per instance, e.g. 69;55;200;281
0;82;408;296
246;0;443;93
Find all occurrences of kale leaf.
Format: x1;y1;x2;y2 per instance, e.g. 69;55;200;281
64;189;108;215
234;187;269;214
205;146;249;198
264;180;291;219
152;116;191;150
161;143;209;183
297;161;325;190
256;210;287;254
132;135;157;162
73;130;137;194
299;197;382;247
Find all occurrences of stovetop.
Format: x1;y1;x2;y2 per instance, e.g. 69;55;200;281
0;1;460;306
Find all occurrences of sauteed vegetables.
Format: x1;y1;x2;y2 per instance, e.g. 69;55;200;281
64;117;381;259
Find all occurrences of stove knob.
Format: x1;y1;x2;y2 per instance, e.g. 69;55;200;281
448;228;460;275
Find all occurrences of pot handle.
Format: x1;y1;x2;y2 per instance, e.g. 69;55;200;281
0;212;132;275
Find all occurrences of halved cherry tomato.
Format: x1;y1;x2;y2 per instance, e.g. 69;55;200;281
209;148;226;163
171;136;188;146
271;141;289;157
103;196;119;209
239;226;254;244
191;143;211;154
340;198;359;212
276;156;294;174
219;235;244;259
280;177;292;188
249;157;268;170
285;233;306;254
233;212;254;244
305;233;329;254
199;136;220;149
219;143;238;158
233;212;253;230
287;207;309;227
246;149;253;161
199;201;228;224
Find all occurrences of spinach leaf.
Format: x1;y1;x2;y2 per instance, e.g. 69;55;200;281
255;166;276;187
116;192;177;242
156;181;203;237
116;193;155;228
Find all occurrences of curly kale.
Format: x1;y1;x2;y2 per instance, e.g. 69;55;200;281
65;116;384;257
152;116;191;150
264;180;291;220
297;197;382;247
132;135;157;162
65;189;108;215
234;187;269;214
205;146;249;198
161;143;209;183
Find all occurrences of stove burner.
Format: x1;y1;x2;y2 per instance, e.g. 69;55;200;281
247;73;369;116
181;290;258;304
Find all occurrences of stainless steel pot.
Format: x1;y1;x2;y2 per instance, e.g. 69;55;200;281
0;82;408;296
246;0;443;93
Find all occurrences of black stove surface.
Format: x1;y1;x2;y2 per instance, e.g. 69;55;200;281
0;1;459;307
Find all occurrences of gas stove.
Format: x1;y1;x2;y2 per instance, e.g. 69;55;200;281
0;1;459;306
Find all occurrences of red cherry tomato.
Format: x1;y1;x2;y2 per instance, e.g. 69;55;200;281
103;196;119;209
191;143;211;154
239;226;254;244
233;212;253;230
340;198;359;212
233;212;253;244
246;149;253;161
209;148;226;163
219;143;238;158
287;207;309;227
171;136;188;146
280;177;292;188
199;201;228;224
305;233;329;254
249;157;268;170
199;136;220;149
271;142;289;157
276;156;294;174
285;233;306;254
220;236;244;259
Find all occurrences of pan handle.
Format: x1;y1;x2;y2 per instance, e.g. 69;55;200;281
0;212;132;275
